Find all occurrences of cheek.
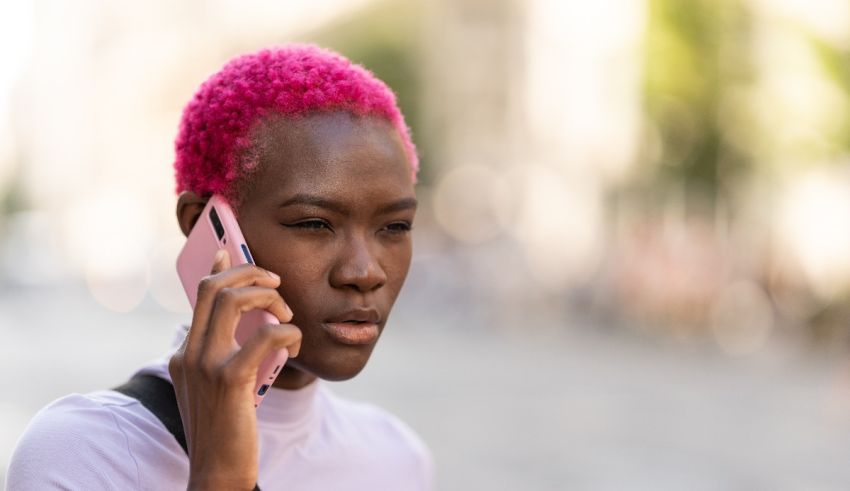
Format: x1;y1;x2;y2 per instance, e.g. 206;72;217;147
267;246;330;314
384;244;413;293
264;239;412;315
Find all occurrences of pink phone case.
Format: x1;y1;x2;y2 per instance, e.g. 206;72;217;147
176;194;289;408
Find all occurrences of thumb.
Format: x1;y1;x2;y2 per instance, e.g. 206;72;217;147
210;248;231;274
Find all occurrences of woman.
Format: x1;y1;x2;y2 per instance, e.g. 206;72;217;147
7;44;432;490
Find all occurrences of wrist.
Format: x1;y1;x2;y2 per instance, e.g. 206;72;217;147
188;473;256;491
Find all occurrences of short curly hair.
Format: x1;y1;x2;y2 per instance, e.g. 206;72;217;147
173;44;418;204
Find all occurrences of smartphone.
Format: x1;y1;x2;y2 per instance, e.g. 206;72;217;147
176;194;289;408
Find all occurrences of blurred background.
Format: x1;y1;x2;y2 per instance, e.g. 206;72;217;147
2;0;850;488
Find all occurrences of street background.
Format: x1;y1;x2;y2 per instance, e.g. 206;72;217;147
2;0;850;489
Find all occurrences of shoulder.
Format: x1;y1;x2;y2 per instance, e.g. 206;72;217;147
318;387;434;480
6;390;185;490
6;391;142;490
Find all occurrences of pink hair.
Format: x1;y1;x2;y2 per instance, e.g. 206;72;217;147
173;44;418;201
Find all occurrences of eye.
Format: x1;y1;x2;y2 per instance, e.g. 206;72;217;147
382;221;412;235
284;219;333;232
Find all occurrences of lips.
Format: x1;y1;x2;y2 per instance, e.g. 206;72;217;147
323;308;382;345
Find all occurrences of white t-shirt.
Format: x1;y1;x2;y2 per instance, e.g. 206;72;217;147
6;326;433;490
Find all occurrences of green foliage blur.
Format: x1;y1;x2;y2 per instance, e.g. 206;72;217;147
643;0;754;213
642;0;850;214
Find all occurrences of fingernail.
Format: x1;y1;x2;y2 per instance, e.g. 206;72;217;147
285;304;293;319
214;249;225;263
267;270;280;280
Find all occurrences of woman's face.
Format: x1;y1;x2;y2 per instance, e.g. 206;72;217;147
234;112;416;384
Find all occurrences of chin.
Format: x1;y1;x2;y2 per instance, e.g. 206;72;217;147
289;345;375;381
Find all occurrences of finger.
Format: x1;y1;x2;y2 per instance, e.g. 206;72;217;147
202;286;294;357
226;323;302;378
186;260;282;360
210;248;230;275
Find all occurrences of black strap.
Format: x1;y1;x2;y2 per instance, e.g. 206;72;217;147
114;374;188;453
113;374;261;491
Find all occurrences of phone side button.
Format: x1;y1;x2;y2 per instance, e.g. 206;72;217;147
241;244;255;264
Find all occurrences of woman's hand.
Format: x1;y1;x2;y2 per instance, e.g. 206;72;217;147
168;249;302;491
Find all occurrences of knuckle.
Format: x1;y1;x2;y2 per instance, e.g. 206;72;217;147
167;354;183;376
277;325;302;347
234;263;262;277
216;287;237;305
198;363;221;383
257;323;278;340
181;344;199;365
198;359;218;380
283;324;302;341
197;276;218;297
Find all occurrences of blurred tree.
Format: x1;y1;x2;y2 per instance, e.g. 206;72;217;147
641;0;754;215
810;37;850;152
0;163;28;217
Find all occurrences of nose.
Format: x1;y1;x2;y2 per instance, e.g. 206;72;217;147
329;234;387;293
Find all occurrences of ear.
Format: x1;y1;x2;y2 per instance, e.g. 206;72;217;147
176;191;209;237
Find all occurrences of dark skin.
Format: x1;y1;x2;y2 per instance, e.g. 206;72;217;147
169;112;416;490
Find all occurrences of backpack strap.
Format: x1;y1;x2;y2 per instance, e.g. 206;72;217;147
113;374;261;491
113;374;188;453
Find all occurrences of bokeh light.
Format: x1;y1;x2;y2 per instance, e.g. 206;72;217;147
64;189;153;311
779;169;850;299
711;280;774;356
432;164;511;244
148;234;192;314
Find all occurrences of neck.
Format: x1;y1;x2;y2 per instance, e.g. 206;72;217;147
272;364;318;390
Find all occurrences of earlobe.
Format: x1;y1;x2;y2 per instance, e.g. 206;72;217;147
175;191;209;237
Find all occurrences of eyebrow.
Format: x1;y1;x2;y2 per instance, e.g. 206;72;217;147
279;193;417;215
377;197;418;214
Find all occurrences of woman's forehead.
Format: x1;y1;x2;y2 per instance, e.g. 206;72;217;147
261;112;401;158
239;112;414;207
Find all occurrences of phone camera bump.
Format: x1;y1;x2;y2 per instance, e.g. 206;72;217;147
209;207;225;241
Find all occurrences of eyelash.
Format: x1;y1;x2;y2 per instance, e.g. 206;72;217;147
286;219;332;231
283;220;412;235
383;222;412;234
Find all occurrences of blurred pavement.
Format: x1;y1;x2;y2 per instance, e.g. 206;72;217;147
3;276;850;490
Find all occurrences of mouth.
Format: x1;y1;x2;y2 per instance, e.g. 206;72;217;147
323;308;382;346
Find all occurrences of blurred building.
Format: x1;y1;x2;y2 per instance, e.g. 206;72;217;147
1;0;850;351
